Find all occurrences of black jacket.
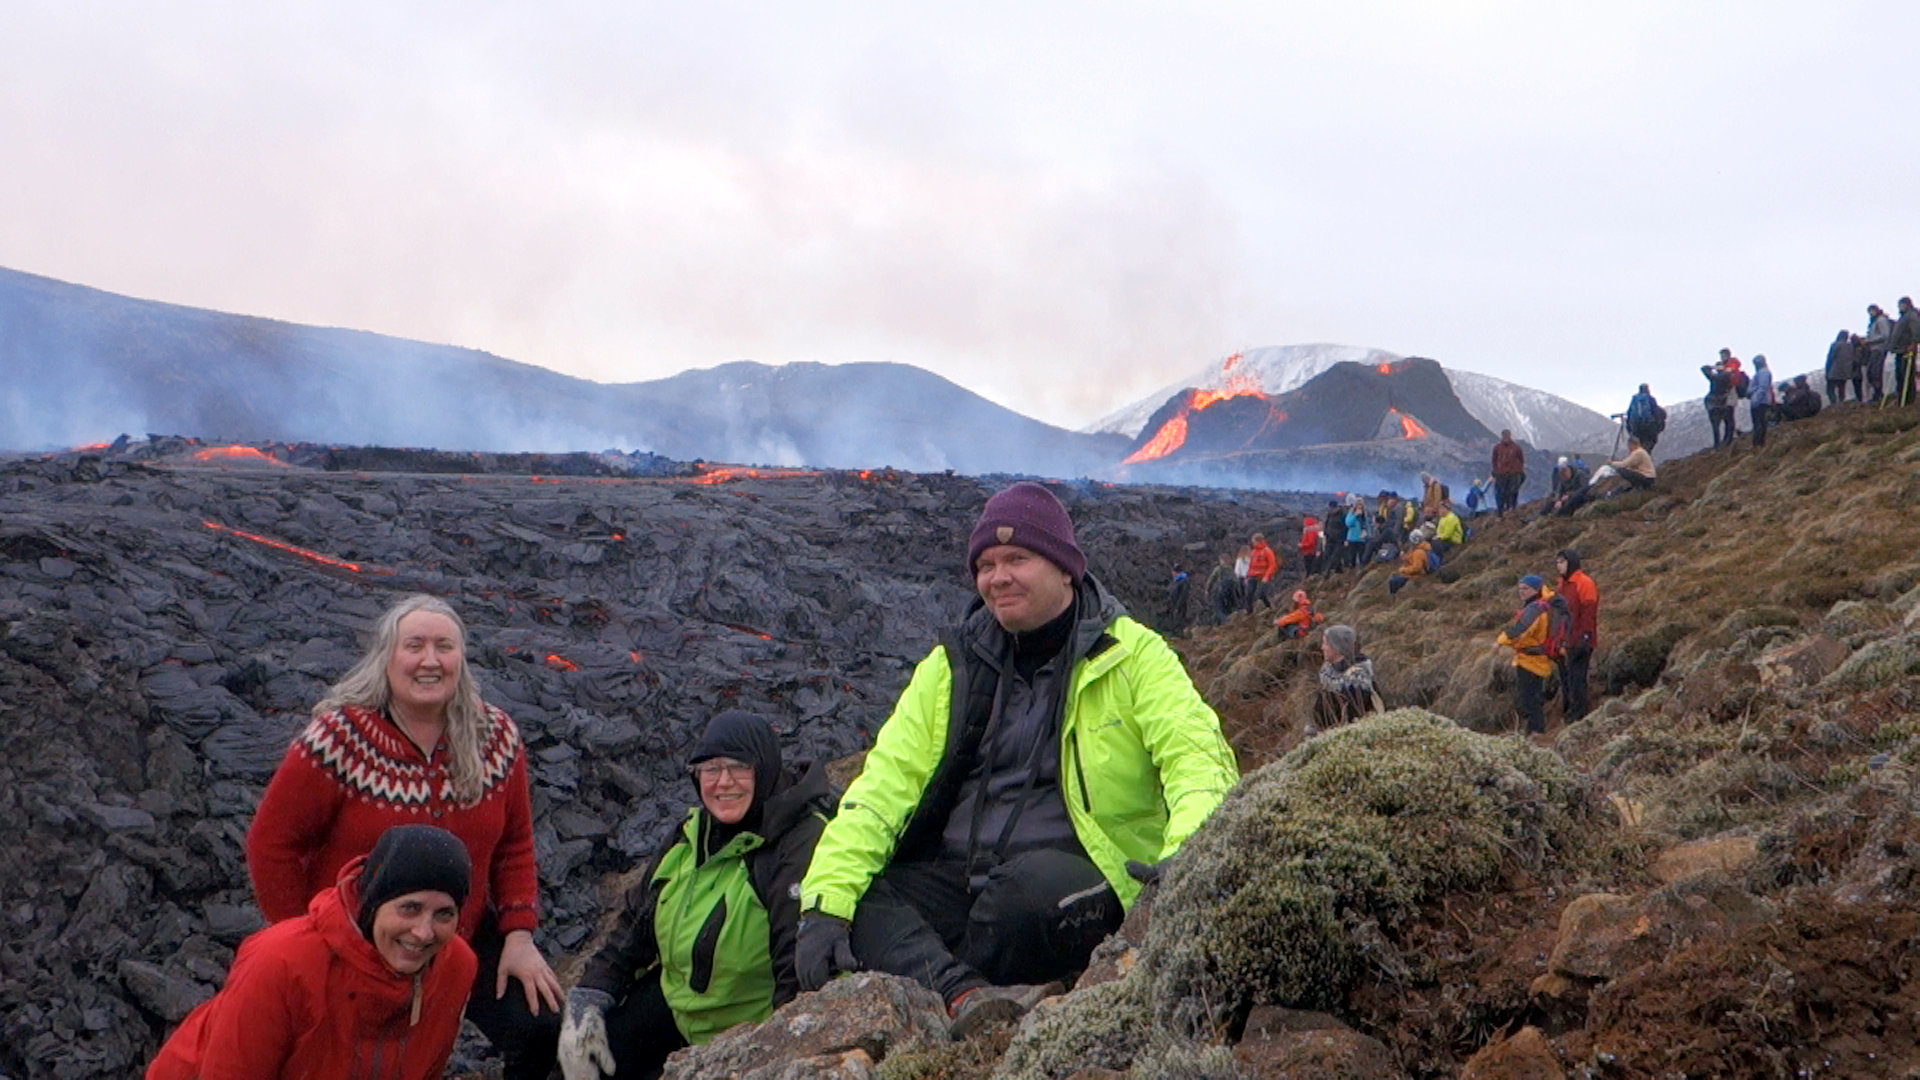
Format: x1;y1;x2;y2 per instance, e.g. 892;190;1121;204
578;760;836;1007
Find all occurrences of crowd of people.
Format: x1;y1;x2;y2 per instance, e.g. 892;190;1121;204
149;482;1239;1079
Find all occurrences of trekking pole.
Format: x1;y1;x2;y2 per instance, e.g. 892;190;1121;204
1609;416;1624;460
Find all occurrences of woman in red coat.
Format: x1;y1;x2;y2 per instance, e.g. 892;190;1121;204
150;825;478;1080
246;594;562;1078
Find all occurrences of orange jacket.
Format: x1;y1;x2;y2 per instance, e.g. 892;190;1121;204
1247;541;1279;583
1397;541;1432;578
1275;601;1323;632
1496;588;1555;677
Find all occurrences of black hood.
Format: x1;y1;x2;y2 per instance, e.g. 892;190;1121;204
690;710;783;827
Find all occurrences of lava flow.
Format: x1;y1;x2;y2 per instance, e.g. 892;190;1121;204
1389;408;1431;439
1123;351;1274;465
201;520;383;573
690;465;820;485
192;445;287;466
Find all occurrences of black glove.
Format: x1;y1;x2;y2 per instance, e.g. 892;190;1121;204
1125;859;1165;886
795;914;856;991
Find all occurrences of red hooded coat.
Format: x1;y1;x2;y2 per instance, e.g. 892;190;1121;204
147;858;477;1080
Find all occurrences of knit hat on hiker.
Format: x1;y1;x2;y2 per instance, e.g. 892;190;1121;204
967;482;1086;581
356;825;472;939
1518;574;1544;591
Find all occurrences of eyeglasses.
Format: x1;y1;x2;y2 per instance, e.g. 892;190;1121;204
691;760;753;782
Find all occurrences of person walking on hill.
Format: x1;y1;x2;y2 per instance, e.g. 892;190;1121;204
1322;499;1348;571
1748;355;1776;447
792;482;1238;1037
1701;352;1738;448
1491;431;1526;516
1496;576;1554;736
1204;552;1236;626
1890;297;1920;406
1826;330;1859;405
1624;384;1665;451
1555;550;1599;722
1865;304;1894;403
1232;546;1252;608
1299;515;1324;577
1245;533;1279;613
1165;566;1192;632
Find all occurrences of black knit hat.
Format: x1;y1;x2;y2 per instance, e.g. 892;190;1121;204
966;482;1086;581
356;825;472;939
691;710;783;804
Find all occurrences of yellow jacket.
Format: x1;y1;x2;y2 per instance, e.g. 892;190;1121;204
1496;588;1555;677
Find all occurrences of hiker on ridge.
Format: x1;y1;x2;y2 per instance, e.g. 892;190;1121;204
1491;430;1526;516
1891;297;1920;405
1864;304;1894;403
556;712;835;1080
247;594;563;1078
1748;355;1776;448
1826;330;1859;405
792;482;1238;1036
1624;384;1665;451
1495;575;1555;736
1587;435;1656;496
1701;352;1738;448
1245;532;1279;613
1555;550;1599;722
148;825;478;1080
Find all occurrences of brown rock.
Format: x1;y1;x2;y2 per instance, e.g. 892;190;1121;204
663;972;947;1080
1234;1006;1405;1079
1652;834;1759;885
1548;877;1774;981
1460;1026;1564;1080
1075;887;1153;991
1756;633;1850;688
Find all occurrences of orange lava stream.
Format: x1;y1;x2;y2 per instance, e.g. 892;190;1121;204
193;446;286;465
202;521;379;573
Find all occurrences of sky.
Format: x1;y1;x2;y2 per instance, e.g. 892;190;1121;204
5;2;1916;430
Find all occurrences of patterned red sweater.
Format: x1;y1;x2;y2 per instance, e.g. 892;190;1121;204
247;703;539;938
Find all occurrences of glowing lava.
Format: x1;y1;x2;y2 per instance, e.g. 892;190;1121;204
1389;409;1431;439
193;445;286;465
690;465;820;484
545;653;581;672
202;521;379;573
1123;352;1276;464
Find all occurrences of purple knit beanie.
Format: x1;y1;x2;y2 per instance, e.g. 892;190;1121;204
967;482;1086;581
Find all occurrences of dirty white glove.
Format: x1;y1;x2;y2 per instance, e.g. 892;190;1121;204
558;987;617;1080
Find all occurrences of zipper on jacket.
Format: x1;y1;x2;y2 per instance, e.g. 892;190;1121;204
690;898;728;994
1070;731;1091;813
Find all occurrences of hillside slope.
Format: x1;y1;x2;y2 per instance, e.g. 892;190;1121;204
1169;401;1920;1075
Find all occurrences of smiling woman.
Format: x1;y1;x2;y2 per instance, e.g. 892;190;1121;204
148;825;478;1080
244;594;564;1079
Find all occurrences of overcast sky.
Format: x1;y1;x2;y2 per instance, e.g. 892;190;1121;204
6;2;1916;429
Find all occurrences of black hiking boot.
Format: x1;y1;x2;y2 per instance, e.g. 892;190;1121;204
948;982;1064;1040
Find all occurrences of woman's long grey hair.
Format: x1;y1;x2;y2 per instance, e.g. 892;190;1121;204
316;594;490;806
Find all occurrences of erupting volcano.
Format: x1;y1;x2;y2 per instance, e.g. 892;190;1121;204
1122;352;1290;464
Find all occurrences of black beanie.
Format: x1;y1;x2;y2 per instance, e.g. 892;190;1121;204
356;825;472;940
690;710;784;812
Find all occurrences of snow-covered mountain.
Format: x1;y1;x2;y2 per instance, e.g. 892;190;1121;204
1088;344;1619;453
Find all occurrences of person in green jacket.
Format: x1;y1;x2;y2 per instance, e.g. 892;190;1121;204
792;482;1239;1037
555;711;834;1080
1431;499;1465;562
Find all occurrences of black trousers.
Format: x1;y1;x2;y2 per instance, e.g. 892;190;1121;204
1707;406;1734;447
1516;668;1547;735
1750;402;1771;447
1559;644;1592;721
1494;474;1523;515
1864;351;1886;399
469;920;564;1080
849;849;1123;1005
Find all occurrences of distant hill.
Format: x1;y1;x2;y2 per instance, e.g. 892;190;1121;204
0;267;1127;476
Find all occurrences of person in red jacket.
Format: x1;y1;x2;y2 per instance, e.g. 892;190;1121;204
1555;548;1600;721
246;594;562;1078
150;824;478;1080
1274;589;1325;640
1244;532;1280;613
1490;430;1526;516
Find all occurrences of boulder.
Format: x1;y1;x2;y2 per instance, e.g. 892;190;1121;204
1548;876;1774;981
1754;634;1849;689
1459;1025;1564;1079
662;973;948;1080
1233;1006;1405;1079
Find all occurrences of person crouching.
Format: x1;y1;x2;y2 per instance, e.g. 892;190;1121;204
148;825;476;1080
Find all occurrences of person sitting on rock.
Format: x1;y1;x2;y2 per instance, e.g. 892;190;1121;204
1311;624;1380;733
1779;375;1822;421
1587;436;1657;497
1387;528;1435;596
1274;589;1325;640
1431;500;1465;562
792;482;1239;1037
556;711;835;1080
148;825;477;1080
246;594;563;1079
1545;456;1593;517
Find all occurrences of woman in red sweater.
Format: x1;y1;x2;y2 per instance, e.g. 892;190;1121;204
247;594;562;1078
151;824;478;1080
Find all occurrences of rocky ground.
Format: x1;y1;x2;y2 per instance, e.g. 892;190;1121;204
0;440;1310;1079
10;401;1920;1079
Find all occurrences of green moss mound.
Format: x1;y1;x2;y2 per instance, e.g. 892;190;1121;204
993;980;1151;1080
1136;709;1585;1035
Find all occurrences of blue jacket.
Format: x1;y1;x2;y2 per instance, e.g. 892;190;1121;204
1750;368;1775;406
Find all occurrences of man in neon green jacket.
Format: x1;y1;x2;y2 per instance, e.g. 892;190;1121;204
793;482;1238;1036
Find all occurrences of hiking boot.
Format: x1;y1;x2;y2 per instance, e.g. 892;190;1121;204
948;982;1063;1040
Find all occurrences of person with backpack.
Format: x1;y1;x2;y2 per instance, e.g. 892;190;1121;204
1700;352;1738;448
1624;384;1666;451
1748;355;1776;447
1386;528;1435;596
1463;477;1492;518
1826;330;1860;405
1164;566;1192;632
1495;575;1556;736
1490;431;1526;516
1555;550;1599;722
